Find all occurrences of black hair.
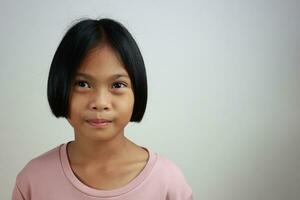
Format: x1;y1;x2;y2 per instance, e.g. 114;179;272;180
47;18;147;122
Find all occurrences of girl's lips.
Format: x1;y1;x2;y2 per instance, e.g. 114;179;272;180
86;119;112;128
88;119;111;123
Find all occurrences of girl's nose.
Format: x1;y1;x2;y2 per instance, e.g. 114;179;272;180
88;89;111;111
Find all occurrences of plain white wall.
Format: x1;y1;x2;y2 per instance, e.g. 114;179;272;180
1;0;300;199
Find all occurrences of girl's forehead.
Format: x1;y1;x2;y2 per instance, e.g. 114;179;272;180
83;45;118;63
76;45;129;79
79;46;124;71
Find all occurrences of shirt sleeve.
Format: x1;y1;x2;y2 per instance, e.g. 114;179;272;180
12;183;26;200
166;182;193;200
186;193;194;200
163;159;193;200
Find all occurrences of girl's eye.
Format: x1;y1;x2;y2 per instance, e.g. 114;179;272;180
75;81;90;88
112;82;126;89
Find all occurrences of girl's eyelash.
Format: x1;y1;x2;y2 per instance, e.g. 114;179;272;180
73;80;127;89
112;82;127;88
74;80;90;88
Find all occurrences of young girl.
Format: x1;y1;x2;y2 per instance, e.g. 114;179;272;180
12;18;193;200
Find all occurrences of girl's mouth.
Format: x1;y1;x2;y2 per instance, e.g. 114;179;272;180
86;119;112;128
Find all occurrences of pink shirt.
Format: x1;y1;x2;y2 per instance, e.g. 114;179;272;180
12;143;193;199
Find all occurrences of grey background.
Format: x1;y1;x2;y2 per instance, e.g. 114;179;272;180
1;0;300;199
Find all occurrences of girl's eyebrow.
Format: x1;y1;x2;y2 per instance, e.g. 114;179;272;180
75;72;129;80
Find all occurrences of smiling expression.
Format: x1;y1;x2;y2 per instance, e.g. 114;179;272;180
67;44;134;142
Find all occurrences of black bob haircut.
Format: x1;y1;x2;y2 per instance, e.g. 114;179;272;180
47;18;147;122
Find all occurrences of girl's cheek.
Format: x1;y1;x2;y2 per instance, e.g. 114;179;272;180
120;94;134;109
72;93;88;102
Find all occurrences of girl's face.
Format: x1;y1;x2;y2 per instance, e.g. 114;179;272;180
67;45;134;142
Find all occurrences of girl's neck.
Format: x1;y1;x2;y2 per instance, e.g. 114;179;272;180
67;135;136;167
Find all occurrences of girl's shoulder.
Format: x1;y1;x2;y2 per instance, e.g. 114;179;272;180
15;144;63;183
154;153;187;178
150;152;193;198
